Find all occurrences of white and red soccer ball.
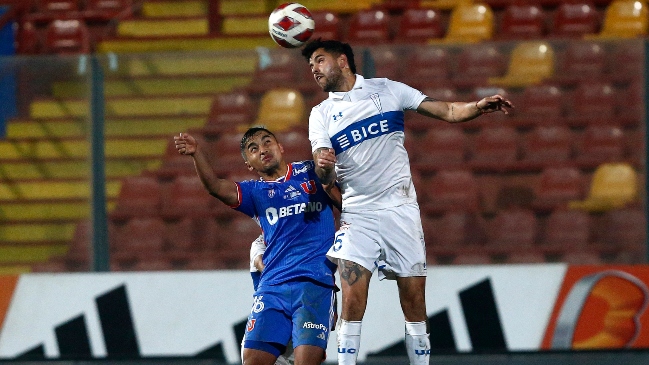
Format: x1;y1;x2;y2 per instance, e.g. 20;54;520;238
268;3;315;48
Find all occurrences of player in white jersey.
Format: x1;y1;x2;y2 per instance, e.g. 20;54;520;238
301;39;513;365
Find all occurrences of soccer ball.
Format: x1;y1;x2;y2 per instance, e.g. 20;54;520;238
268;3;315;48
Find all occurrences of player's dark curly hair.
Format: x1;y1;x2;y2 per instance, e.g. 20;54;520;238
301;38;356;74
240;127;277;160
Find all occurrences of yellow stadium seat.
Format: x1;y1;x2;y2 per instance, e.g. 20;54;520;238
489;41;555;87
587;0;648;39
420;0;472;11
252;89;306;132
141;0;207;17
429;2;494;44
117;18;209;38
568;163;639;212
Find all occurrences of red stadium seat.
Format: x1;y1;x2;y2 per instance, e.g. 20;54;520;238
469;125;520;172
275;129;312;163
606;40;644;84
211;131;246;176
16;21;41;54
425;210;487;254
452;254;492;265
204;91;255;135
452;44;507;88
541;209;592;251
532;166;585;212
498;4;546;40
111;216;166;254
311;11;342;40
43;19;91;54
29;0;80;22
413;126;468;173
574;125;625;169
553;41;607;86
561;251;604;265
519;125;573;171
247;50;301;95
156;139;200;180
486;207;538;251
550;2;600;38
346;9;391;44
514;84;564;127
84;0;133;21
399;46;451;90
394;7;444;43
598;208;646;251
616;81;643;127
160;175;214;220
421;169;480;215
165;216;220;253
565;81;616;127
369;46;402;80
506;251;546;264
110;175;162;221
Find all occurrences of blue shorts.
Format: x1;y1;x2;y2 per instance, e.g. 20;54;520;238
244;279;335;354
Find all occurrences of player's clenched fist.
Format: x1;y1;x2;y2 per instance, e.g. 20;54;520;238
174;133;197;155
315;148;336;172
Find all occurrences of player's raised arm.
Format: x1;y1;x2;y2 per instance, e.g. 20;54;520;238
174;133;239;206
416;94;514;123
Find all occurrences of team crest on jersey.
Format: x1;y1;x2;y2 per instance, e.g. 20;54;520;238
300;180;317;194
268;188;276;198
246;318;256;332
370;93;383;116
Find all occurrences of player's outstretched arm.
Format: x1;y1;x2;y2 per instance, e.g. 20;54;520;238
313;147;337;185
174;133;239;206
417;94;514;123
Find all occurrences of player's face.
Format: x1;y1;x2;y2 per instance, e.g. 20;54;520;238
309;48;345;92
243;132;285;175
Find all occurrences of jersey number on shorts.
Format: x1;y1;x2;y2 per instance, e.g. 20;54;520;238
333;233;345;252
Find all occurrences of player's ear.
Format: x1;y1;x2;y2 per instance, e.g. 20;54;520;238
337;54;348;69
245;161;255;172
278;143;285;154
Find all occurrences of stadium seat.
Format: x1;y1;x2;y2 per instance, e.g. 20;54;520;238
486;207;538;251
156;139;199;180
519;125;573;170
346;9;391;44
165;216;220;253
560;251;604;264
111;216;166;254
606;40;644;84
413;125;468;172
399;46;451;90
498;4;546;40
160;175;214;220
541;209;592;251
84;0;133;21
368;46;402;80
489;41;555;87
247;51;301;95
204;91;255;135
587;0;648;39
431;2;494;43
217;217;262;267
210;131;246;176
275;129;312;164
420;169;480;215
425;210;487;253
573;125;625;169
616;81;643;127
469;125;520;172
506;251;546;264
552;41;607;86
405;85;458;132
532;166;585;212
394;7;444;43
550;2;600;38
43;19;91;54
311;11;342;40
16;21;41;54
564;82;616;127
512;84;564;127
110;175;162;221
569;162;638;212
130;258;174;271
598;207;646;251
29;0;80;22
452;254;492;265
253;88;306;132
452;44;507;88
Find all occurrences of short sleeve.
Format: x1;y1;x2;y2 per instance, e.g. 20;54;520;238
309;107;332;153
233;181;256;218
385;79;427;111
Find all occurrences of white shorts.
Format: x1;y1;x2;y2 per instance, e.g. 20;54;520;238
327;203;427;280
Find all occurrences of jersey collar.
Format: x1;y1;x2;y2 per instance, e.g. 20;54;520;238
328;74;364;100
264;162;293;183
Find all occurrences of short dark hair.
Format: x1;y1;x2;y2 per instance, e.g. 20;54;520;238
240;127;277;160
301;38;356;74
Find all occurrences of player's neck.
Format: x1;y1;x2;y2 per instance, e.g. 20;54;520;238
260;161;289;181
338;74;356;93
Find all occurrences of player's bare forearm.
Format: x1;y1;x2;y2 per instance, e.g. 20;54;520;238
417;95;514;123
323;181;342;211
313;147;337;185
175;133;239;206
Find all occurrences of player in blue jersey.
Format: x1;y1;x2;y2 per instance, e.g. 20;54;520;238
301;39;513;365
174;127;340;365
